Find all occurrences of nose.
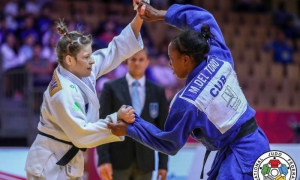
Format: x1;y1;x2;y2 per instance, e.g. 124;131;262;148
90;58;95;64
134;60;141;65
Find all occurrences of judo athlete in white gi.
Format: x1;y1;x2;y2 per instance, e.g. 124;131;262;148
108;3;271;180
25;2;147;180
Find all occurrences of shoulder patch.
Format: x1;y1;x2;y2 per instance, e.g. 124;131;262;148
49;70;62;97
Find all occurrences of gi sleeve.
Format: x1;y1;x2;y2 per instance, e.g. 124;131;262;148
165;4;234;67
49;92;122;148
126;102;200;156
92;24;143;79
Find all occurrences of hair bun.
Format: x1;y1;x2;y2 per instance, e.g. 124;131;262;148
200;24;211;40
56;20;68;36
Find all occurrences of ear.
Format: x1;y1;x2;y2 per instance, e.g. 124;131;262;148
183;54;191;65
145;58;150;67
65;55;73;66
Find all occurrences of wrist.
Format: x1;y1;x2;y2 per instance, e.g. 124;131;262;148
157;10;166;20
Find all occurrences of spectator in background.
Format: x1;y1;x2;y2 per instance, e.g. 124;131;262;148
25;0;39;16
42;21;58;46
0;32;21;70
41;33;59;66
3;0;18;30
19;33;36;63
263;29;295;66
4;0;18;17
26;43;53;88
18;15;39;41
37;4;53;35
1;32;26;98
26;43;53;112
97;48;168;180
15;3;27;29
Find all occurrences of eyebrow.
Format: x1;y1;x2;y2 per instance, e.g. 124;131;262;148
83;52;91;56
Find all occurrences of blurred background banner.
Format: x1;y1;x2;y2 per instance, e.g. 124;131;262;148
0;0;300;179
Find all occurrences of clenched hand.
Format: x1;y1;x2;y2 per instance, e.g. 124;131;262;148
117;105;135;123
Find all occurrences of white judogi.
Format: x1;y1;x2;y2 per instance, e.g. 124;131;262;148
25;24;143;180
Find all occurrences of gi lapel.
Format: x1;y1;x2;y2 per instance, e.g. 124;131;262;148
57;66;100;121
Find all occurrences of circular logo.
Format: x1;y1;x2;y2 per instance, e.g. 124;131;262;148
253;150;297;180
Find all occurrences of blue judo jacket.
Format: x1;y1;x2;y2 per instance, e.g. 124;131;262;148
126;4;270;180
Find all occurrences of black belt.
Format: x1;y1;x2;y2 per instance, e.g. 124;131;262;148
38;131;87;166
200;117;258;179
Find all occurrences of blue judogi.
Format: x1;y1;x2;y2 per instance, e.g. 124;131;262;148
126;4;270;180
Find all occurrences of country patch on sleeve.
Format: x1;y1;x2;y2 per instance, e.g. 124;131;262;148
49;70;62;97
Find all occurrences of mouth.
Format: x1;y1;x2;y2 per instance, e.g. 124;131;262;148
87;68;92;71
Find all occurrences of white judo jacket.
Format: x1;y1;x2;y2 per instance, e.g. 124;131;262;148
25;24;143;179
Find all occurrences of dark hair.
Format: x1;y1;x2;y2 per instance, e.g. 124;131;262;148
171;24;212;66
55;20;93;67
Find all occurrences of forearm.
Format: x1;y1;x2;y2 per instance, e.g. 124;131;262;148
130;13;144;38
153;10;166;21
92;24;143;78
126;117;187;155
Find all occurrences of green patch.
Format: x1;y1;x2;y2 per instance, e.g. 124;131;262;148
72;102;82;112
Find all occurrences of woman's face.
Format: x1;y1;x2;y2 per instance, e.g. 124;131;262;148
68;44;94;79
168;42;189;79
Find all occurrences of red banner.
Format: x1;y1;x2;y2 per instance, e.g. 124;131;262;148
188;110;300;143
255;110;300;143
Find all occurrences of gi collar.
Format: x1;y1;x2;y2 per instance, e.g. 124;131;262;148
185;57;208;86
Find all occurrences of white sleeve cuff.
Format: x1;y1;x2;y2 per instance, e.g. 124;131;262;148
108;112;117;123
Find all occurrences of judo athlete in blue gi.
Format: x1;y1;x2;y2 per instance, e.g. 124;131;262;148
108;3;270;180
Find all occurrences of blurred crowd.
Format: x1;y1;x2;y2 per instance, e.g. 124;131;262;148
0;0;300;109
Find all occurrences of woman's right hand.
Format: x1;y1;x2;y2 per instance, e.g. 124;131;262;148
135;2;167;22
117;105;135;123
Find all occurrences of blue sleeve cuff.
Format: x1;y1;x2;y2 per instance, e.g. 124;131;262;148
126;123;135;137
164;4;179;26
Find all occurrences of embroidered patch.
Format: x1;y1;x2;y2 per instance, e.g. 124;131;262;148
149;102;159;119
72;102;82;112
180;58;224;102
49;71;62;97
70;84;78;92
